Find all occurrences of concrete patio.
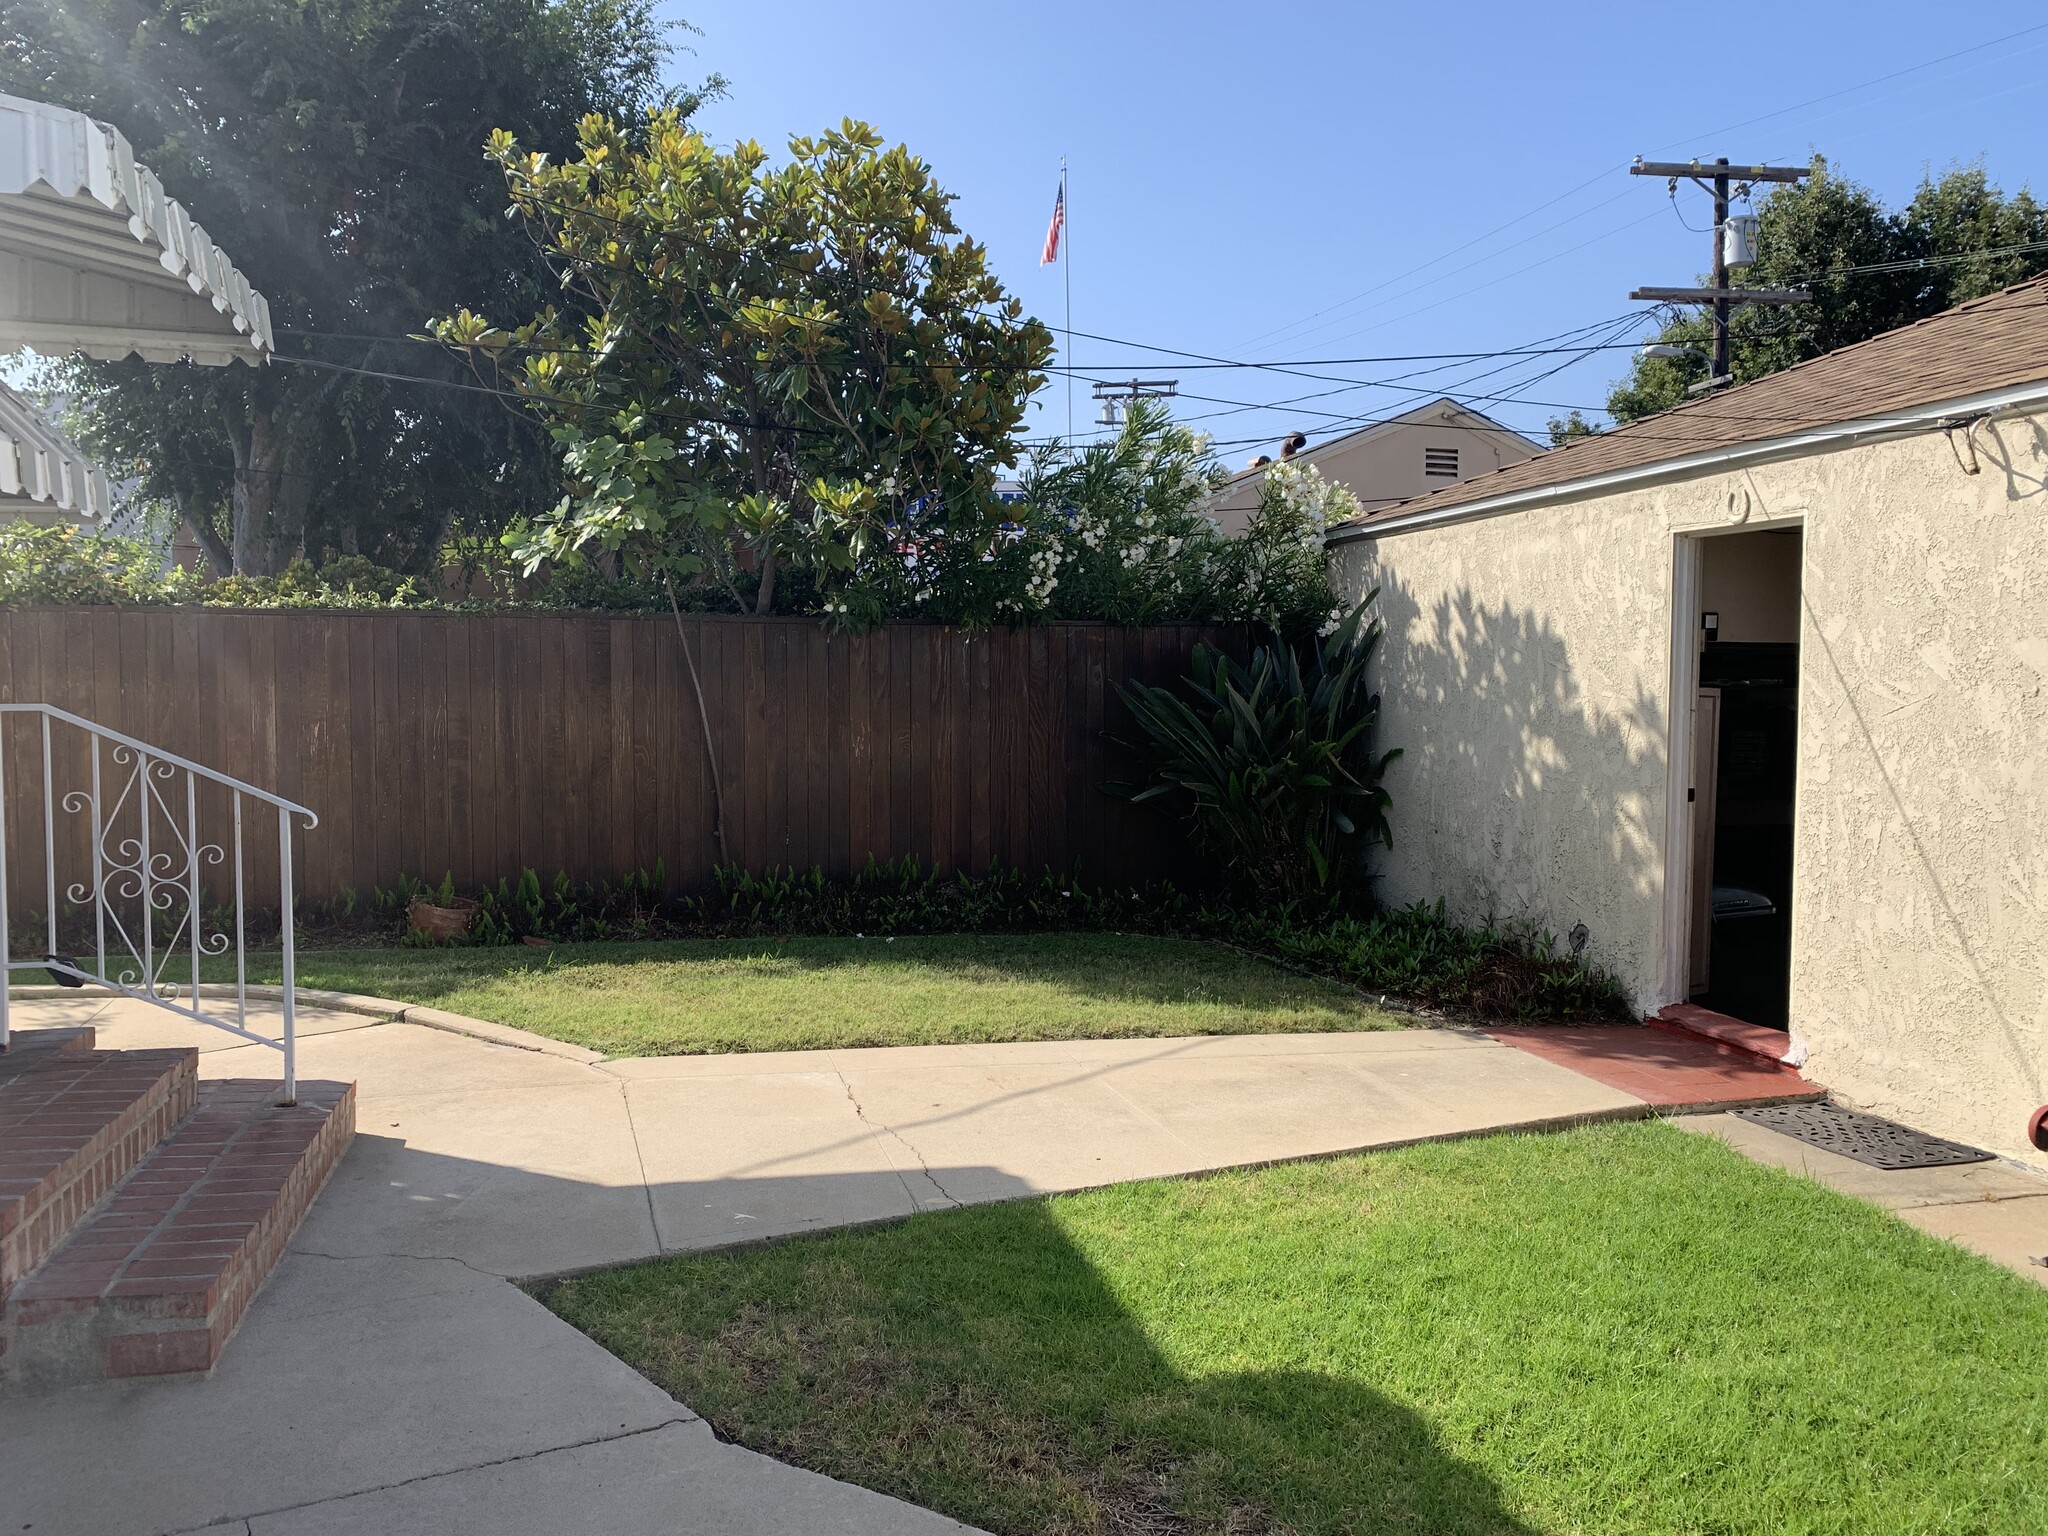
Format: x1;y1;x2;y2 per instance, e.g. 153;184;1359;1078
0;993;1644;1536
4;990;2041;1534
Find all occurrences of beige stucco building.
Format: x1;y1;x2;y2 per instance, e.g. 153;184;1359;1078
1328;278;2048;1168
1209;398;1542;535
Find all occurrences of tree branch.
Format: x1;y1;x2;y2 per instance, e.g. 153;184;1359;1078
665;575;729;867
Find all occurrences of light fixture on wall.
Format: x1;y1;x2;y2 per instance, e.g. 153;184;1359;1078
1701;611;1720;646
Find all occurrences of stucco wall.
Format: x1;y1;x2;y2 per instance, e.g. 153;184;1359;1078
1702;530;1801;643
1334;410;2048;1165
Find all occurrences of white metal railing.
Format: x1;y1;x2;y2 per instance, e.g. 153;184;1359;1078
0;704;317;1104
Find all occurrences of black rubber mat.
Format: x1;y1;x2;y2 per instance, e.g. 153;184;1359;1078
1731;1101;1993;1169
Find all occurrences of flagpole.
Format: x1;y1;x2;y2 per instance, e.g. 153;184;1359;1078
1061;158;1072;447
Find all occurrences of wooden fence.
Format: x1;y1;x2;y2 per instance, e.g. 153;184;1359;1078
0;609;1239;908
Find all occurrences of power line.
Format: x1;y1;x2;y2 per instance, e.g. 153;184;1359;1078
250;349;1929;482
1234;186;1640;358
270;352;841;440
1179;313;1651;426
1787;238;2048;284
1233;22;2048;358
275;325;1670;374
1170;319;1646;431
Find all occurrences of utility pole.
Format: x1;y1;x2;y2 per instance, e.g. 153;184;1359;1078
1090;377;1177;428
1629;157;1812;388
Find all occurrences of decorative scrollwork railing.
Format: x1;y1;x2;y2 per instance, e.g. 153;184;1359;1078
0;704;317;1104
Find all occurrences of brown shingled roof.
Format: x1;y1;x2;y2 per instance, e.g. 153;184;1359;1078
1330;272;2048;532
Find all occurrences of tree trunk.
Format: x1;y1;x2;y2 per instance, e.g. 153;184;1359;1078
753;548;778;614
173;491;233;578
225;406;312;576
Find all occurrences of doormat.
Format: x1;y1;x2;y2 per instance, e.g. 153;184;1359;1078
1731;1101;1994;1169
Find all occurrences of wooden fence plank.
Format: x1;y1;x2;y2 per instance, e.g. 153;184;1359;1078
0;611;1235;904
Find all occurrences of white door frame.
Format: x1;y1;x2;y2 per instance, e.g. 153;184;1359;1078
1655;534;1705;1008
1656;516;1806;1011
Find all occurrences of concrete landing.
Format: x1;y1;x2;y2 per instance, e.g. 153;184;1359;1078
1681;1112;2048;1286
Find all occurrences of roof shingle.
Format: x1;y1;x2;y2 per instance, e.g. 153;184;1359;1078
1330;273;2048;532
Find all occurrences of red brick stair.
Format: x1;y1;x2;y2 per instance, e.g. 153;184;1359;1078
0;1027;354;1389
1;1030;197;1292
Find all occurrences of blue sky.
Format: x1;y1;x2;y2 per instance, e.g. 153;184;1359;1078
660;3;2048;464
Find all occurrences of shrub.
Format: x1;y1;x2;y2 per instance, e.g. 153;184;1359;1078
1110;596;1399;907
0;405;1352;633
0;522;208;606
997;400;1346;637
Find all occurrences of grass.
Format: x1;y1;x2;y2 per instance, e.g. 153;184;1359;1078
209;933;1404;1056
543;1121;2048;1536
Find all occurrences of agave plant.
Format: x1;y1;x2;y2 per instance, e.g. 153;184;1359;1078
1111;596;1400;907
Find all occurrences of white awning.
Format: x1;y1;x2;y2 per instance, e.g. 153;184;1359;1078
0;379;109;519
0;93;272;367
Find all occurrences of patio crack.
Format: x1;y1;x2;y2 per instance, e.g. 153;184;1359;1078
836;1070;955;1207
614;1076;664;1250
202;1419;694;1530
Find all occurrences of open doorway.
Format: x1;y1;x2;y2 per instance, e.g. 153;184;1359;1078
1685;527;1802;1029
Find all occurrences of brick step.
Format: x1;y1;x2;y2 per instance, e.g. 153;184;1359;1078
1;1077;355;1387
1;1035;197;1293
1653;1003;1800;1067
0;1025;99;1078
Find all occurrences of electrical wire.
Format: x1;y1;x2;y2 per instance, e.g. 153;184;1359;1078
269;352;840;439
1170;314;1651;430
1785;238;2048;284
274;325;1670;374
1228;22;2048;360
1233;187;1641;358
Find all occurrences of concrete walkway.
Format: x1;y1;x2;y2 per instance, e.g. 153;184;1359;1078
2;995;1643;1536
1681;1112;2048;1284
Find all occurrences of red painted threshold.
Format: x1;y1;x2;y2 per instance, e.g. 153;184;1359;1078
1488;1024;1823;1112
1653;1003;1797;1067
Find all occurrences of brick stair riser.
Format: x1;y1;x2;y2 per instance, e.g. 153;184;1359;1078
0;1084;355;1387
0;1054;197;1291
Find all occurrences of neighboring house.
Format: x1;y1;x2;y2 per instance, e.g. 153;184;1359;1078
1327;276;2048;1167
0;379;108;522
1208;399;1543;535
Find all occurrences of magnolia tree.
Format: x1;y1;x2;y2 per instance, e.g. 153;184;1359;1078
434;113;1053;617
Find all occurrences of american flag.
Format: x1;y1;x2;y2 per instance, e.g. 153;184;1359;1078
1040;181;1065;265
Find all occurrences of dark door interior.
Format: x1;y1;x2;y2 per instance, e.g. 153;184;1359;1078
1697;641;1797;1029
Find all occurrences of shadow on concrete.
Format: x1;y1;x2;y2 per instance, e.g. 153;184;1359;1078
541;1170;1538;1536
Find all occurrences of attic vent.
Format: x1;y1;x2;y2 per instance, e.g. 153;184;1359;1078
1424;447;1459;478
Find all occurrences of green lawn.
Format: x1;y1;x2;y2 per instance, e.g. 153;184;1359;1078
218;933;1403;1056
544;1121;2048;1536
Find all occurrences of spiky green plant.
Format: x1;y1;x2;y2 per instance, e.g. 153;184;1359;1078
1111;596;1399;907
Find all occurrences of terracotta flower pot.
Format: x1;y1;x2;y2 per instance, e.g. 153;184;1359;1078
408;897;479;942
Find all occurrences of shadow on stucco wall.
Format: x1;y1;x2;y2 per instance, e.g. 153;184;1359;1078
1982;414;2048;501
1361;567;1669;999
